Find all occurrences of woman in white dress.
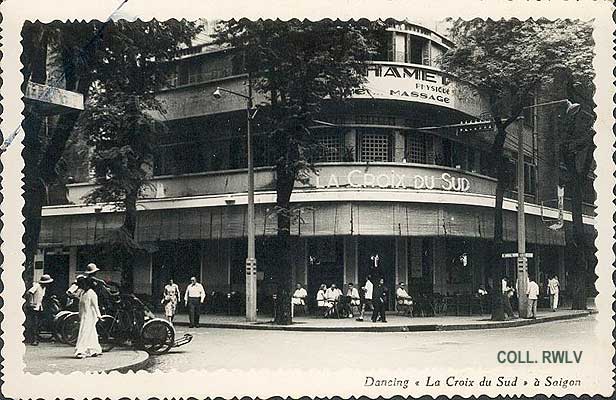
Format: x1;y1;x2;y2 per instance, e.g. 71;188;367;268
75;276;103;359
162;278;180;323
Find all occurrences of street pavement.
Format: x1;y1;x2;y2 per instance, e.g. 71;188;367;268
145;313;601;372
24;342;149;374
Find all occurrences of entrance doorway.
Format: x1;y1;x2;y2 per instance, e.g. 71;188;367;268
44;253;70;301
306;237;344;310
357;237;395;308
152;241;201;310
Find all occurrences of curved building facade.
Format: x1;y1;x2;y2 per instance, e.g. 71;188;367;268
38;21;595;310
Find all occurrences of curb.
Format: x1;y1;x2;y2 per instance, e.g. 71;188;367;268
104;350;151;373
170;310;594;333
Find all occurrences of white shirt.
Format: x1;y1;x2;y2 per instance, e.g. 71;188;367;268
527;281;540;300
363;280;373;300
28;283;46;311
347;287;360;305
325;287;342;301
547;278;560;294
316;289;326;307
292;288;307;305
396;287;410;299
184;282;206;302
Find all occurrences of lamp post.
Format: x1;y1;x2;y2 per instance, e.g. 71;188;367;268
516;98;580;318
213;77;257;322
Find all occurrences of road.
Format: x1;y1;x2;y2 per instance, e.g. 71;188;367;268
145;314;603;371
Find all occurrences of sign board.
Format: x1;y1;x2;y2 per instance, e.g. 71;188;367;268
502;253;534;259
353;62;491;118
25;82;84;114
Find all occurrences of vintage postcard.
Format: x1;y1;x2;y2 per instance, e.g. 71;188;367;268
1;0;614;398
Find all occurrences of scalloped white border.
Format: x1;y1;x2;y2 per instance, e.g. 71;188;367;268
1;0;614;398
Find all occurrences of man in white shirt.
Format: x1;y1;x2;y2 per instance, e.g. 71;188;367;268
357;276;373;321
26;274;54;345
292;283;308;315
346;283;361;318
184;276;206;328
526;278;540;319
324;283;342;317
547;275;560;311
396;282;413;316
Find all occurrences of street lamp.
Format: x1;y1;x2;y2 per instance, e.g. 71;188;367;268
213;78;257;322
515;98;580;318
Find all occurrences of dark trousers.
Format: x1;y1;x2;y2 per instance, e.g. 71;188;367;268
188;297;201;327
27;309;42;343
503;294;515;317
372;299;386;322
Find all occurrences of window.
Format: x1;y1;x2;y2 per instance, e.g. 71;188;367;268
356;115;396;126
358;130;391;162
316;134;343;162
405;133;426;163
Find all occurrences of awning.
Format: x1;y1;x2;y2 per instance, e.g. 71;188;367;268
39;202;566;246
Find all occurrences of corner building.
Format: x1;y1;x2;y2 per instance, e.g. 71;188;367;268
38;21;595;311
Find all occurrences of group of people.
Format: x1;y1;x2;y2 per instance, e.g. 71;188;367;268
500;274;560;319
292;276;413;323
26;263;108;359
161;276;206;328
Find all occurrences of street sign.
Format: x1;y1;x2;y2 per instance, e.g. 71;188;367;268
501;252;534;258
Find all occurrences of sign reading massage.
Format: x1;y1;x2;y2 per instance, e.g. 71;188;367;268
354;63;490;118
315;169;471;192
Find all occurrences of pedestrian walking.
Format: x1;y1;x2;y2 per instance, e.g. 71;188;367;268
74;276;103;359
162;278;180;323
502;277;516;319
526;278;540;319
25;274;54;346
184;276;206;328
356;275;373;321
371;278;388;323
548;274;560;311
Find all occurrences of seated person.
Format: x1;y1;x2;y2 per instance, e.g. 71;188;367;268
292;283;308;314
316;284;328;316
324;283;342;317
396;282;413;316
345;283;361;318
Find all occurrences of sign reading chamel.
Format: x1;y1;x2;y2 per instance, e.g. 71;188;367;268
25;82;84;114
354;62;490;118
315;169;471;192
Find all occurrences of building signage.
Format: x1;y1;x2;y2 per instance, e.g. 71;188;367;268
314;169;471;192
353;63;490;118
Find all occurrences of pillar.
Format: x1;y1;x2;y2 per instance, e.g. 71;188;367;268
292;237;307;286
408;237;422;282
393;130;406;162
68;247;78;283
344;129;357;161
558;246;566;290
395;236;408;285
433;238;447;294
343;236;358;285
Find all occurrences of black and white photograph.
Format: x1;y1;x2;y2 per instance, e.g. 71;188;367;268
0;0;614;398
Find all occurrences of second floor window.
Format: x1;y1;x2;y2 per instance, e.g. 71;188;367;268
316;133;343;162
358;130;391;162
405;133;426;164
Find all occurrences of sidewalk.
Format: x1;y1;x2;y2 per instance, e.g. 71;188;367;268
24;342;150;374
159;308;595;332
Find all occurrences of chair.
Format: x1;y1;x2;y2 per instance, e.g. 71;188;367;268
396;296;414;317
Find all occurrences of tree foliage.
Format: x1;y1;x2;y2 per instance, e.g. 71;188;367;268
215;19;379;323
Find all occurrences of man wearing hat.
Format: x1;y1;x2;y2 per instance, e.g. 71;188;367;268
26;274;54;345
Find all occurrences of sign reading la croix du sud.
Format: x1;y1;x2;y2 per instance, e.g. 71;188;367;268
314;169;471;192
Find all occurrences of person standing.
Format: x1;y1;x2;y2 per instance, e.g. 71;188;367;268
26;274;54;346
346;283;360;318
162;278;180;323
372;278;388;323
526;278;540;319
548;274;560;312
357;275;373;321
75;276;103;359
502;277;516;319
184;276;206;328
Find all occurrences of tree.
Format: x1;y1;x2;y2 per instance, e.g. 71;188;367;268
440;18;594;318
76;91;165;291
21;20;201;284
216;19;379;324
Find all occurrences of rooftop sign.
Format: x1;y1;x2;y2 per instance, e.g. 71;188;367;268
354;62;490;118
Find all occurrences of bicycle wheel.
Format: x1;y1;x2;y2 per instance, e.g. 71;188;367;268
96;315;116;352
53;311;72;343
139;318;175;355
60;312;80;345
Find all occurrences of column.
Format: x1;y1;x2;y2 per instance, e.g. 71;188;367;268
344;129;357;161
395;236;409;285
343;236;358;285
291;237;307;286
433;238;447;294
68;247;77;283
393;130;406;162
408;238;422;283
558;246;566;290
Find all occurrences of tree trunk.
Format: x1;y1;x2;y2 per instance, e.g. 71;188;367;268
490;128;508;321
567;164;588;310
273;166;295;325
119;191;139;292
